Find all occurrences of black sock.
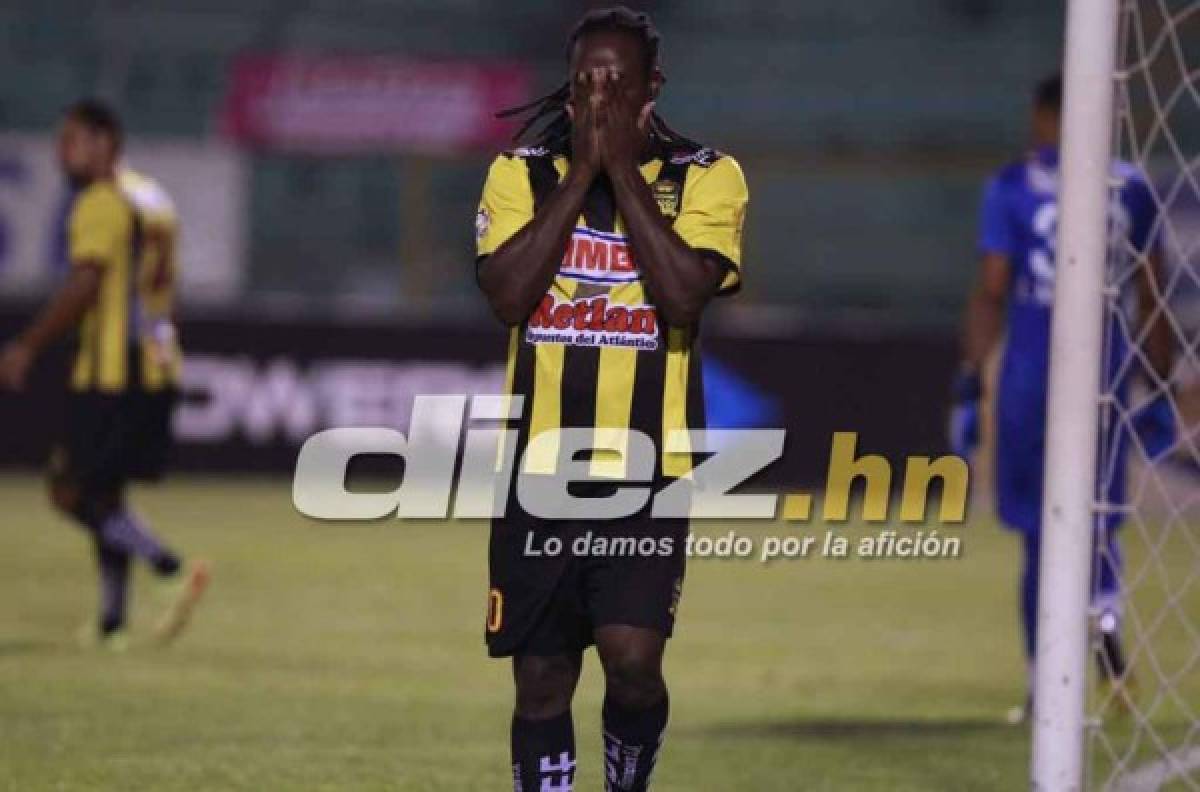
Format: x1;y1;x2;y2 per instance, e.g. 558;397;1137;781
511;710;575;792
100;509;181;576
1097;631;1128;679
96;544;131;636
602;694;668;792
74;492;180;577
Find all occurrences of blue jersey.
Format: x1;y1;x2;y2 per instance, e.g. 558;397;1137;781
979;145;1157;533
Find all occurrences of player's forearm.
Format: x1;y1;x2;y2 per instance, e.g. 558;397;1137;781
608;163;721;327
15;266;101;353
478;168;594;325
1139;255;1172;381
1143;313;1171;382
962;286;1005;372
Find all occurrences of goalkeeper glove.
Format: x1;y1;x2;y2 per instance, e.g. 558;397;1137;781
1131;393;1176;462
949;367;982;459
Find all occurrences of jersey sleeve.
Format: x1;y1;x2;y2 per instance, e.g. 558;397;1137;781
673;156;748;295
1123;173;1158;254
128;180;178;232
68;187;124;268
977;175;1014;257
476;154;535;258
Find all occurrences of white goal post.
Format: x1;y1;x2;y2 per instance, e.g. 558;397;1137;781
1035;1;1200;790
1033;1;1121;790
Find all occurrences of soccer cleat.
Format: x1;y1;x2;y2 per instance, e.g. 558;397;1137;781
100;629;131;653
153;560;211;645
76;621;131;653
1005;694;1032;725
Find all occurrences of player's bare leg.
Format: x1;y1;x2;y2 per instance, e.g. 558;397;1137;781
596;625;669;792
153;559;211;645
511;652;582;791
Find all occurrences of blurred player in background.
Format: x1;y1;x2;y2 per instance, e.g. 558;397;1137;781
0;99;208;650
476;7;746;790
952;76;1173;721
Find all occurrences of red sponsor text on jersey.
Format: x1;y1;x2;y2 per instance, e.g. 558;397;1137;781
529;295;657;336
560;230;639;283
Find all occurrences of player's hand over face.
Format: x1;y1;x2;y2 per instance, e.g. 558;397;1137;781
596;68;654;172
0;340;33;391
566;69;605;179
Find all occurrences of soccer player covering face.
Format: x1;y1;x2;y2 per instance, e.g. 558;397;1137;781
0;100;209;651
952;76;1172;722
475;8;747;790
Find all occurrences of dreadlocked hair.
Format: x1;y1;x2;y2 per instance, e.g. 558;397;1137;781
497;5;698;150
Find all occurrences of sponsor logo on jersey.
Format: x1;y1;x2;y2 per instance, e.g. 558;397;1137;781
559;228;640;284
525;294;659;350
670;147;716;166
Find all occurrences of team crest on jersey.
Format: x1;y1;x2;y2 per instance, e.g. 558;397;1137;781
559;228;640;284
652;179;682;218
526;294;659;350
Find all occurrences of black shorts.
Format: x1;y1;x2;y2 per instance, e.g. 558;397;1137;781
485;482;689;658
50;388;178;492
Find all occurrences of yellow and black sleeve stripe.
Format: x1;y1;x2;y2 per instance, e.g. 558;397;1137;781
674;156;749;295
476;154;535;259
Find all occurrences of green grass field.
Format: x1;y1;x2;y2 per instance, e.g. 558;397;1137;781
0;473;1193;790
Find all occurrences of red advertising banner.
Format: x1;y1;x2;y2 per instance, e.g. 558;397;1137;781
220;54;532;154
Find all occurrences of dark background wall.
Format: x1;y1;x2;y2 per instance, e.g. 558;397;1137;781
0;307;958;487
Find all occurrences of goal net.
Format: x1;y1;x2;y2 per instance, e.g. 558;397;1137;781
1090;2;1200;788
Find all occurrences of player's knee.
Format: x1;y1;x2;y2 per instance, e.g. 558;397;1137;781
514;655;578;719
46;477;80;517
602;649;665;711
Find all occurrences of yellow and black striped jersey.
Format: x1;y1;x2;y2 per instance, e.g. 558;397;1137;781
68;180;136;393
67;172;181;393
476;138;748;479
